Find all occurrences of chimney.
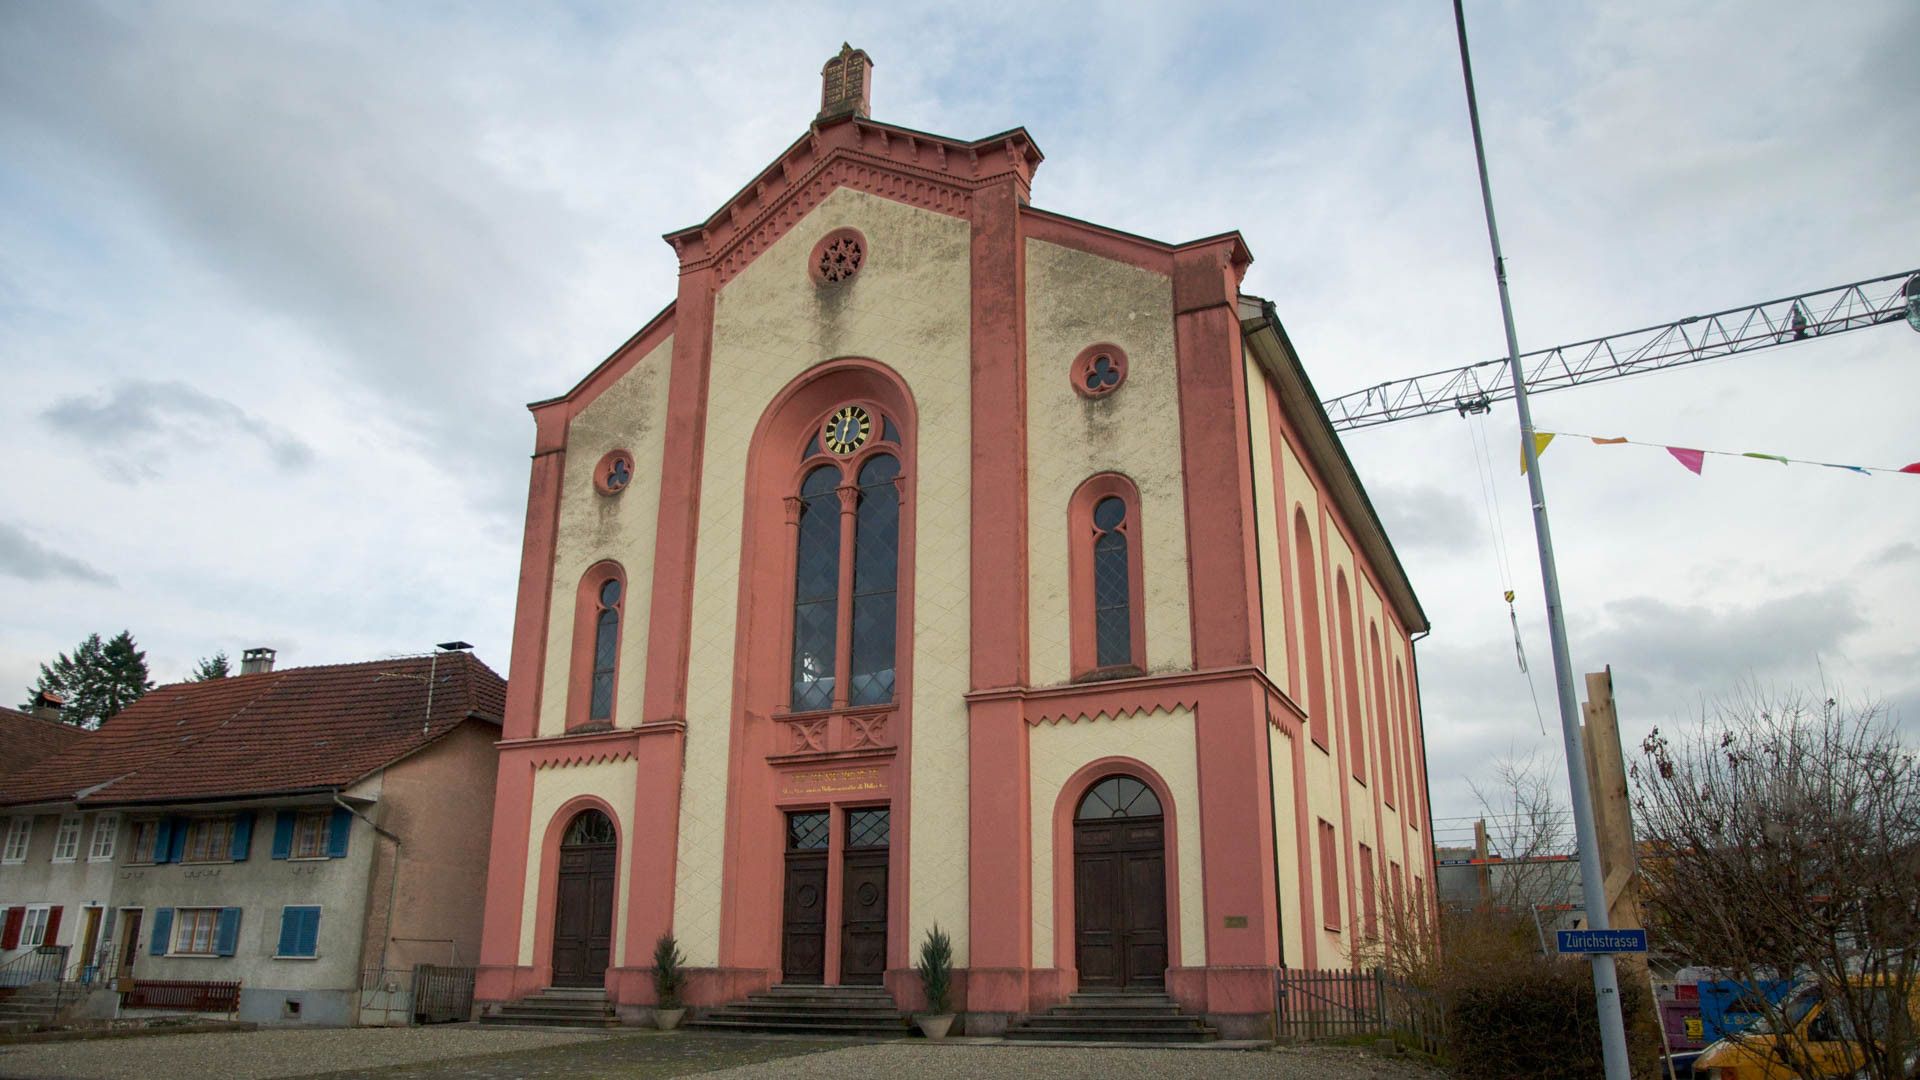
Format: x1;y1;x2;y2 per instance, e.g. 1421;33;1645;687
818;43;873;122
29;690;64;723
240;647;277;675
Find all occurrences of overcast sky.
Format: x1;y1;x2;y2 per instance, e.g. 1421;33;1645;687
3;1;1915;841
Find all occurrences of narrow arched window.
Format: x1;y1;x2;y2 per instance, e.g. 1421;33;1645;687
590;578;622;722
849;454;899;706
1069;474;1146;679
1336;571;1366;784
791;464;843;711
1369;623;1394;808
1294;509;1329;749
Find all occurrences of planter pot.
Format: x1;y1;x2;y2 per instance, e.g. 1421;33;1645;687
917;1013;955;1040
655;1007;686;1031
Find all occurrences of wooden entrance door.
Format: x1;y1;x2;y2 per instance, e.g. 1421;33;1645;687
78;907;102;972
1073;775;1168;988
838;808;889;985
551;810;617;988
119;909;142;978
782;810;830;984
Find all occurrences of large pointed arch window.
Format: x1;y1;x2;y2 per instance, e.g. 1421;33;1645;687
789;404;903;713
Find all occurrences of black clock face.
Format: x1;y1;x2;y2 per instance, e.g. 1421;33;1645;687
823;405;871;455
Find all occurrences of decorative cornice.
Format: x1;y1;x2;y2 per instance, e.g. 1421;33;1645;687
664;116;1043;286
964;665;1288;727
497;720;686;770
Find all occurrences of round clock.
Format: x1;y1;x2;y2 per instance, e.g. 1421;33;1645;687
823;405;871;455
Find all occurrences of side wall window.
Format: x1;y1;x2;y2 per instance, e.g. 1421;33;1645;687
1294;509;1329;748
567;561;626;730
1068;474;1147;679
1318;819;1341;931
1369;623;1395;808
1336;571;1366;784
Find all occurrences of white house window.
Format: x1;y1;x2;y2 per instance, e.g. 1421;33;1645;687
2;819;29;863
174;909;220;955
292;811;330;859
183;818;234;863
128;820;159;864
22;905;52;947
88;814;118;862
52;816;82;862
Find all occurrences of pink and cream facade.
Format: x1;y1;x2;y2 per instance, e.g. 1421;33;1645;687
475;50;1433;1038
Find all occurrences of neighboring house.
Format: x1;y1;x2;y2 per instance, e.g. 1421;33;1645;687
1433;844;1585;938
0;649;505;1025
0;701;87;776
474;48;1433;1039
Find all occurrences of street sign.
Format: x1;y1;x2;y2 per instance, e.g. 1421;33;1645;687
1556;929;1648;955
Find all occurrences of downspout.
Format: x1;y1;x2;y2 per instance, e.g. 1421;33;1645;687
1407;629;1438;925
334;794;403;1020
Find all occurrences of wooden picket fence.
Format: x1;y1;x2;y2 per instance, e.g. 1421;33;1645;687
1276;967;1446;1056
123;979;242;1012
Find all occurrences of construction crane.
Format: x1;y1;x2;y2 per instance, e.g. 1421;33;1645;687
1322;268;1920;432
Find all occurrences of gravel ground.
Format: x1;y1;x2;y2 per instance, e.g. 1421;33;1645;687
0;1028;1447;1080
0;1026;615;1080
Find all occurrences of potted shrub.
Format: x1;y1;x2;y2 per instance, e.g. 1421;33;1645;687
915;924;955;1039
653;933;687;1030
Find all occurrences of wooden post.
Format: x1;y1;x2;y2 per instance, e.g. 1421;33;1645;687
1581;667;1641;932
1474;819;1492;910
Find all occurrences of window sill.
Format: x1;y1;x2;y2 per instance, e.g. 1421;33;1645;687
52;857;78;864
1;859;25;866
179;859;236;866
272;954;319;961
165;953;226;959
285;855;333;863
88;856;116;863
1323;925;1343;934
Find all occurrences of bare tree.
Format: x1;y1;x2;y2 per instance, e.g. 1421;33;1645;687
1633;687;1919;1079
1466;753;1581;926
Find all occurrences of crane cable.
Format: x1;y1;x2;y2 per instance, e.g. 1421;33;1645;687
1463;412;1549;736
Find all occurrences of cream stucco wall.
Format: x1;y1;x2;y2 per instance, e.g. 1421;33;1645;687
518;758;638;967
1268;724;1304;968
1027;706;1205;972
676;187;975;967
1025;238;1191;686
539;334;675;738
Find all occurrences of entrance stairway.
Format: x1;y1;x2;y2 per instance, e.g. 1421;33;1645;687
0;983;80;1030
1004;988;1218;1043
688;984;912;1037
480;986;620;1028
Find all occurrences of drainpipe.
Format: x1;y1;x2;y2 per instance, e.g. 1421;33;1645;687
334;795;403;1021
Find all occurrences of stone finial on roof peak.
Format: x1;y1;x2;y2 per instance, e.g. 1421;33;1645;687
819;43;872;122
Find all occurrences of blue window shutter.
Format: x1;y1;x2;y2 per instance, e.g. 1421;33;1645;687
152;819;174;863
327;808;351;858
149;908;173;955
215;908;241;956
230;813;253;861
276;908;298;956
271;812;293;859
298;908;320;957
166;817;187;863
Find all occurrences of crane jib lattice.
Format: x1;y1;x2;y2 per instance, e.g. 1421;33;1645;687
1321;269;1920;432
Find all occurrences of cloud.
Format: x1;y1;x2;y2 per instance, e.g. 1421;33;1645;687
1372;483;1482;554
41;380;313;474
1582;587;1866;697
1871;542;1918;567
0;523;115;585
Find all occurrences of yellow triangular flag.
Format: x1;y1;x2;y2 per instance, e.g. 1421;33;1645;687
1521;431;1555;473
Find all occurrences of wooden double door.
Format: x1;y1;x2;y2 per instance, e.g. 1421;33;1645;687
1074;808;1168;988
551;810;617;988
782;807;889;985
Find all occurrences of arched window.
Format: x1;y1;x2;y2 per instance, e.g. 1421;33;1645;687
1369;623;1395;808
788;404;903;712
1336;571;1365;784
568;561;625;731
1294;509;1329;749
1069;474;1147;679
562;808;616;846
1076;775;1163;819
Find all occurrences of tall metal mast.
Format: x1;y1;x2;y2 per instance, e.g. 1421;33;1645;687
1451;4;1631;1077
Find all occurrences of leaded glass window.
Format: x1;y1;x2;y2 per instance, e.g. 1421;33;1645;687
590;577;622;721
1076;775;1162;819
791;466;842;711
563;809;615;846
848;454;899;706
1091;496;1130;667
847;808;889;849
787;811;830;850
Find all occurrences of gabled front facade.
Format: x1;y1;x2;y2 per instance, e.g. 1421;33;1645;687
0;652;505;1025
476;49;1433;1038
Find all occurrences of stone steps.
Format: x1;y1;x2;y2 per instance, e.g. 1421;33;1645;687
688;984;911;1038
480;987;621;1029
1005;989;1217;1043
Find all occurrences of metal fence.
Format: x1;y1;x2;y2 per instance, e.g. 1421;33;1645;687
0;945;69;988
1276;967;1446;1055
411;964;475;1024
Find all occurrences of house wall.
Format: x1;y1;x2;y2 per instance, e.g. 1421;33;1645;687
0;811;120;971
355;720;500;1023
109;805;379;1027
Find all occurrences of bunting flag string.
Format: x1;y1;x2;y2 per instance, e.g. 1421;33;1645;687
1518;429;1920;478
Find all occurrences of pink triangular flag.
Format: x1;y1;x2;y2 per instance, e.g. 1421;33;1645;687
1666;447;1705;475
1901;463;1920;474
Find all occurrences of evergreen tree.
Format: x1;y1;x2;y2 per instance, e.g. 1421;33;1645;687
192;650;231;681
27;630;155;729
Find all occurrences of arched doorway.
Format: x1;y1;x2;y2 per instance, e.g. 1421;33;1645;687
551;809;616;987
1073;775;1168;988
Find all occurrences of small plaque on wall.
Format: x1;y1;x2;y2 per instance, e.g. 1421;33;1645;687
1222;915;1249;929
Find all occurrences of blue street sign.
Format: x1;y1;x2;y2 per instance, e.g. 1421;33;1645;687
1556;929;1648;954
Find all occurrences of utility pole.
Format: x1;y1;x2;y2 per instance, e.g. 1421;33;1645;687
1450;4;1632;1077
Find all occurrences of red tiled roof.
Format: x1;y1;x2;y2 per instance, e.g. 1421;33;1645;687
0;652;505;808
0;706;90;776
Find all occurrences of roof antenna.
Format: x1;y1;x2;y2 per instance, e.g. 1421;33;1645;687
422;641;473;736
